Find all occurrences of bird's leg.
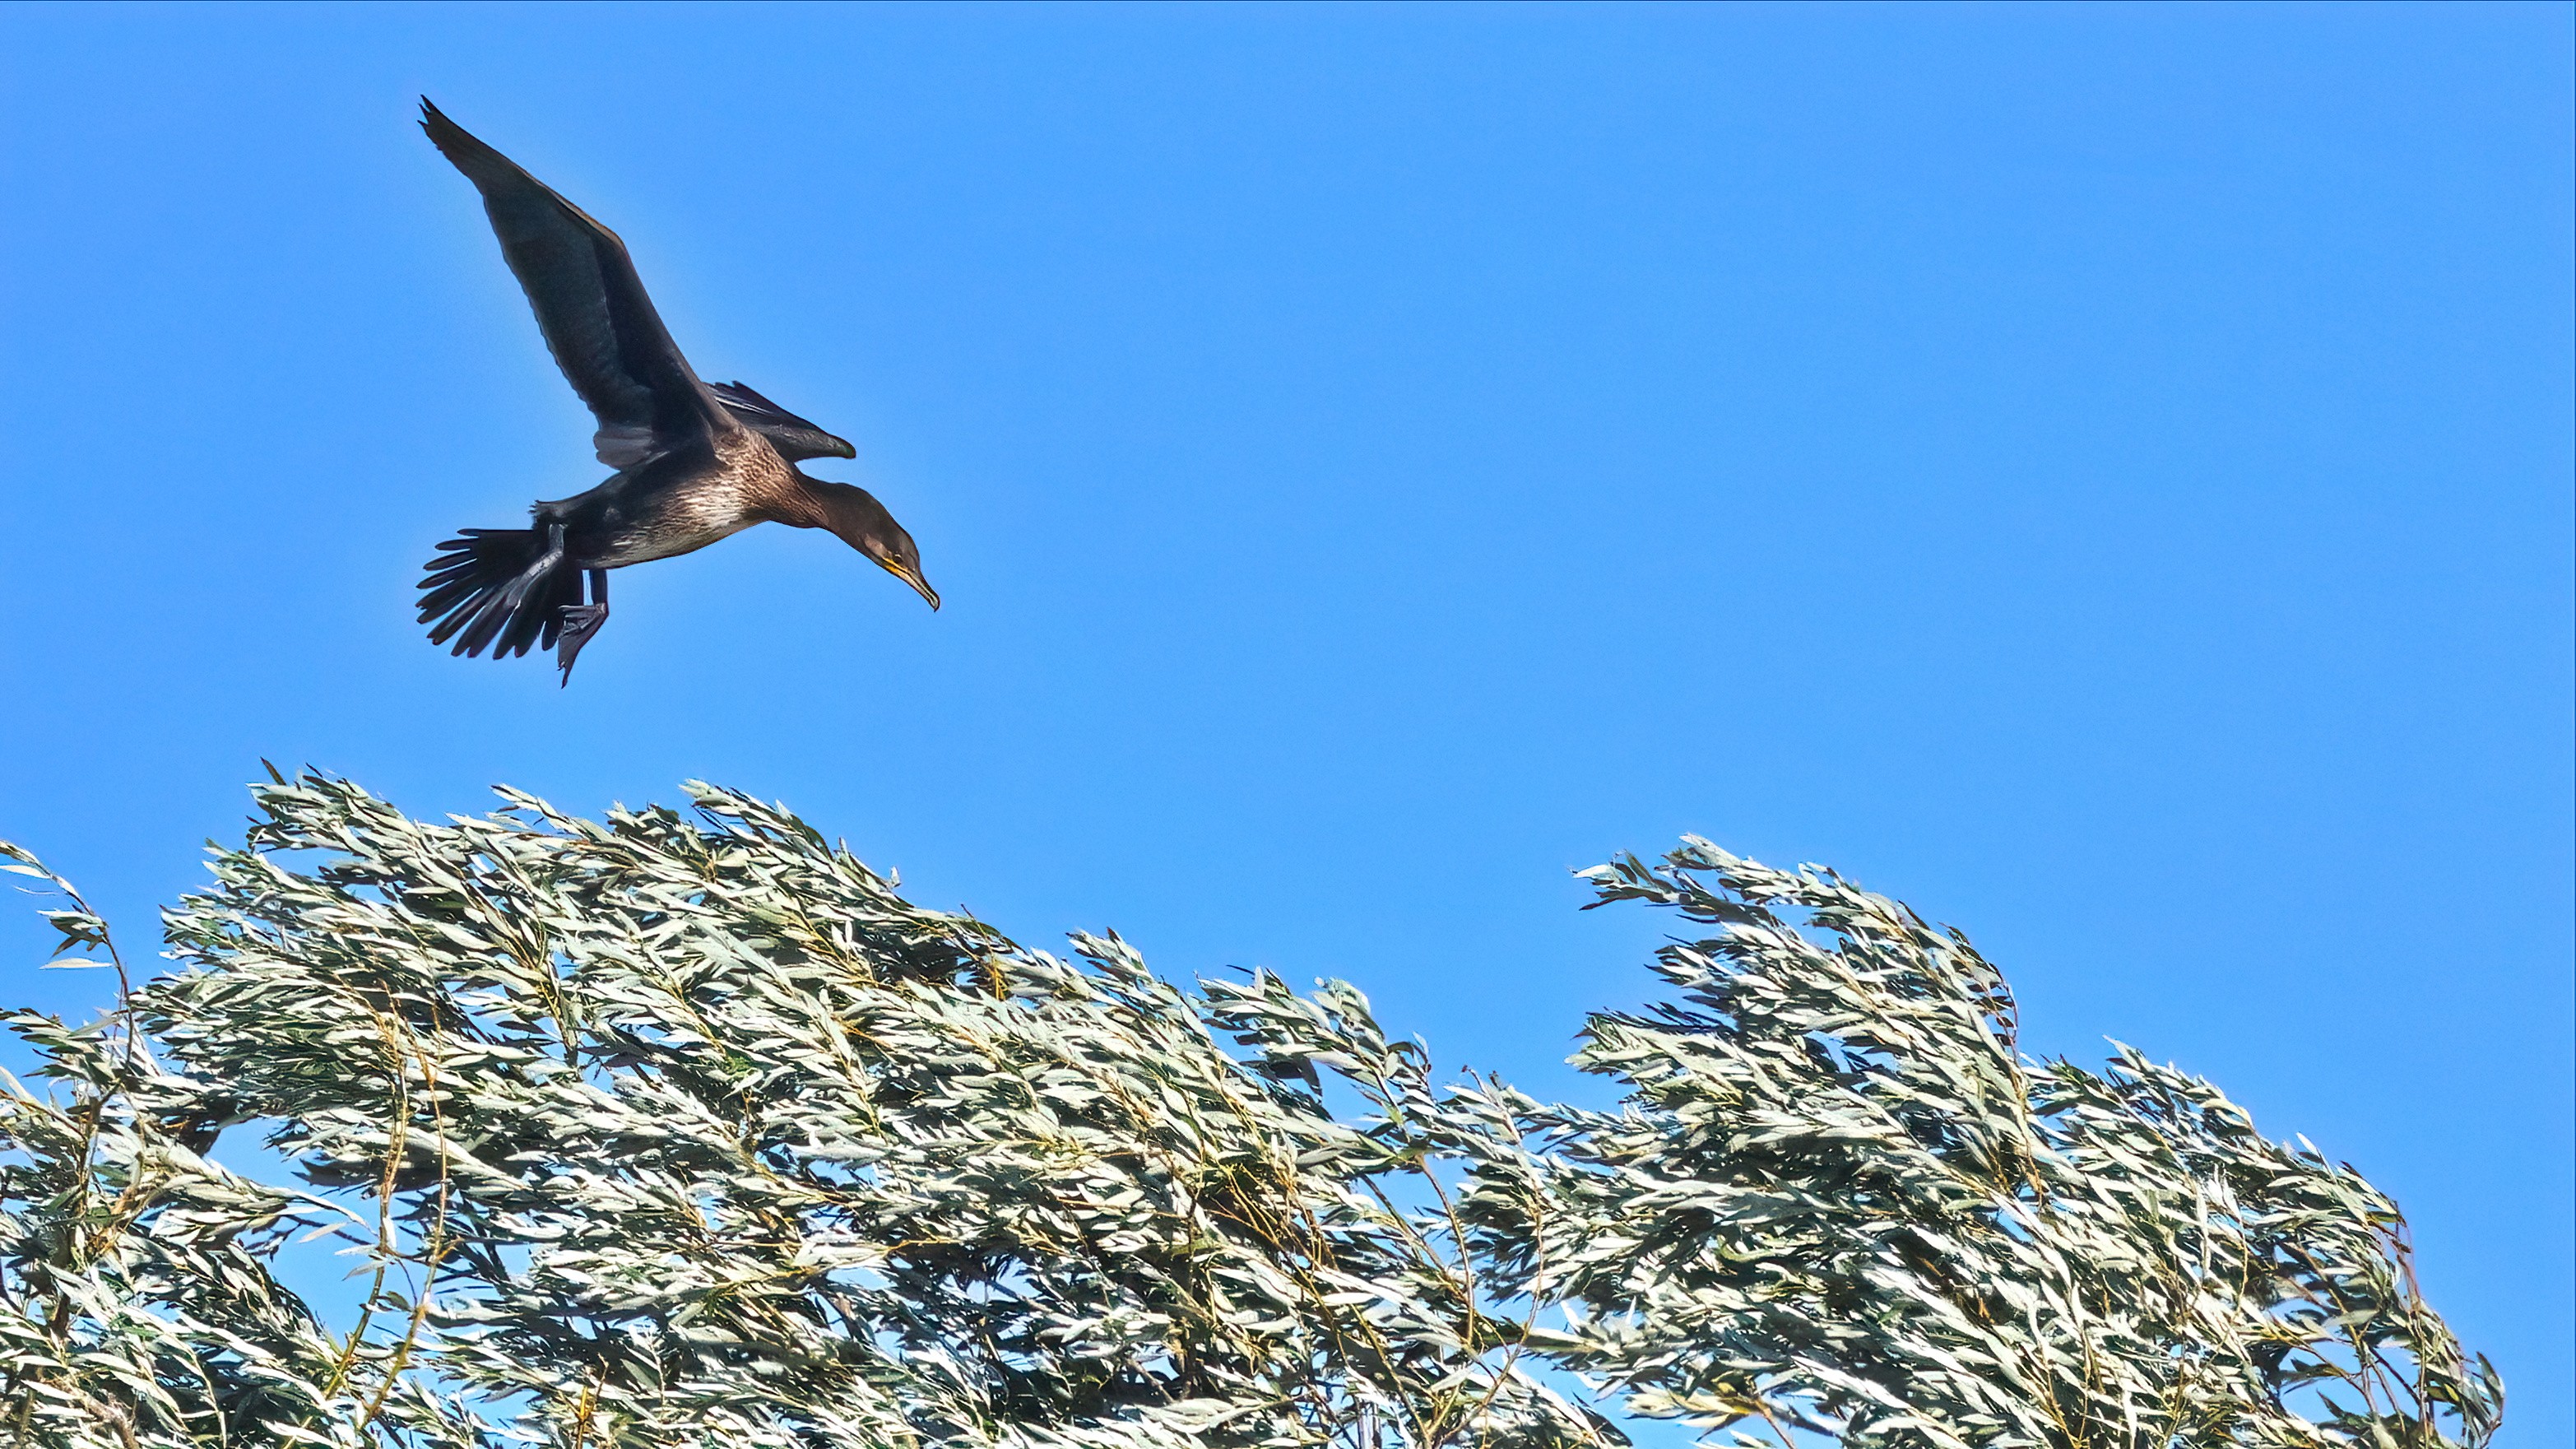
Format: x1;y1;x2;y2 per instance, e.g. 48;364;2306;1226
557;568;610;685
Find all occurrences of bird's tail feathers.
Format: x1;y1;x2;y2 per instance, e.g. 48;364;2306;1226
418;527;579;660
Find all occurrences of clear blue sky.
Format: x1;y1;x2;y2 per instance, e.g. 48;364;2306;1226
1;3;2567;1441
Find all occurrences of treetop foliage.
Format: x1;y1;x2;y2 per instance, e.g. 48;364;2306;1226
0;774;2500;1448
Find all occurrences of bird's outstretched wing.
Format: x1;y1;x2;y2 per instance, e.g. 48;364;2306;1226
708;380;856;462
420;98;721;468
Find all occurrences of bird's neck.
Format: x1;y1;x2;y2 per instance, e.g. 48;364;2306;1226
760;469;833;530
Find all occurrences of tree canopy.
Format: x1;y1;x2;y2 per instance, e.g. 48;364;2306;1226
0;775;2500;1448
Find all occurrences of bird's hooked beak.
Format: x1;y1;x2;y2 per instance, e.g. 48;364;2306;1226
883;558;940;611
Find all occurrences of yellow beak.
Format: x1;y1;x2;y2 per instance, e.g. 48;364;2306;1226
884;560;940;611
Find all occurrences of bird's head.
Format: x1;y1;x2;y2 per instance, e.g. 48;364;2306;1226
808;478;939;610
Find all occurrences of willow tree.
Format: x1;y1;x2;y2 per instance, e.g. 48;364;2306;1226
0;775;2500;1448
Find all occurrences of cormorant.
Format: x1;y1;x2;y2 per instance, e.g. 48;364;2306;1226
414;99;936;685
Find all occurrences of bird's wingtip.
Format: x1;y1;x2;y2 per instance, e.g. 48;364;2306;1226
417;96;471;149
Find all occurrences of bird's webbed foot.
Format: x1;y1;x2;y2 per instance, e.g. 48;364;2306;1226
556;604;608;685
556;569;610;686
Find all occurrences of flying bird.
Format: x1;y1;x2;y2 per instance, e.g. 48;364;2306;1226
414;98;936;684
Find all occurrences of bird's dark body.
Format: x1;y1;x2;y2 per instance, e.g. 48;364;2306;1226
412;100;935;682
540;431;773;569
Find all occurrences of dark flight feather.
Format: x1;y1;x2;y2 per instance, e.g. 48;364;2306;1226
419;528;580;660
417;99;722;467
708;380;856;462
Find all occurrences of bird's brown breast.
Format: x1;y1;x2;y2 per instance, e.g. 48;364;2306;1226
592;430;791;566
